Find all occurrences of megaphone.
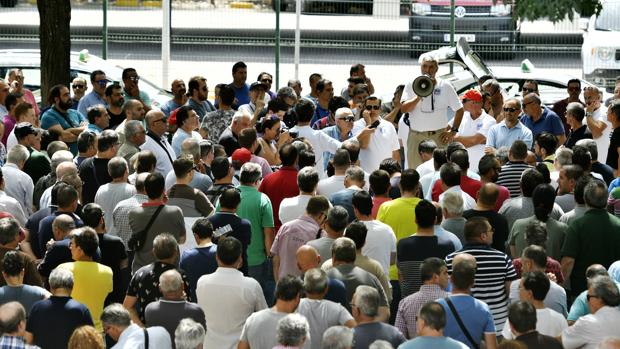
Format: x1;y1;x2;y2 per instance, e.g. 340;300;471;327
412;74;435;97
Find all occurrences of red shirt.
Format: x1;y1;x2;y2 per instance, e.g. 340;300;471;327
371;197;392;219
432;175;482;202
494;184;511;212
512;256;564;284
259;166;299;232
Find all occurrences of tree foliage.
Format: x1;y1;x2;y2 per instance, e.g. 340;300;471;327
37;0;71;107
511;0;603;23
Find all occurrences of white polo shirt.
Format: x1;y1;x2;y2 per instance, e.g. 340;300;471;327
449;110;496;171
583;105;610;163
352;118;400;173
401;78;462;131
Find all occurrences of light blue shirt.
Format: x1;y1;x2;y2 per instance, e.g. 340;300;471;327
160;99;183;117
398;336;469;349
434;225;463;250
322;125;352;170
171;128;202;157
77;91;107;117
486;121;533;150
568;281;620;321
87;123;103;134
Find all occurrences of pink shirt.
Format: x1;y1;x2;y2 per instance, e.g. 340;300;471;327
494;184;511;212
371;197;392;219
270;215;321;278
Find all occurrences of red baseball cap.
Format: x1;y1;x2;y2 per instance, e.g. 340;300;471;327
232;148;252;164
461;89;482;102
168;108;178;126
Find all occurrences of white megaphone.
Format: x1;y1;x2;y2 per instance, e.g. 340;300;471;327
412;74;435;97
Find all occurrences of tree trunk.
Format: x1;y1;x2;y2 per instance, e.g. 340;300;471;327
37;0;71;108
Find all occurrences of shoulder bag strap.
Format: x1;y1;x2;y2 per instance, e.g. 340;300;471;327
143;327;149;349
444;297;480;349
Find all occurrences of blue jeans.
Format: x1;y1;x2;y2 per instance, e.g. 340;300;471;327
248;259;275;306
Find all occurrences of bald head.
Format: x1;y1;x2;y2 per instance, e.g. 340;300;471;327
598;337;620;349
159;269;183;295
478;182;499;207
52;214;76;240
453;253;476;266
55;161;78;179
0;302;26;335
146;109;164;126
586;264;608;279
296;245;321;273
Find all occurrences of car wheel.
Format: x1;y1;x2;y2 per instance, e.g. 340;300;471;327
0;0;17;7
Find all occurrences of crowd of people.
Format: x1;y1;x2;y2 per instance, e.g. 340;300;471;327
0;57;619;349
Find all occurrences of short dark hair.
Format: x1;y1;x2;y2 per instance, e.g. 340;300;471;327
5;94;19;111
446;142;465;160
369;170;390;196
341;141;360;163
2;250;24;277
219;85;235;106
522;270;550;301
135;151;157;173
104;83;121;97
305;196;330;216
97;130;119;153
219;188;241;209
464;216;490;242
211;156;231;180
532;183;556;222
399;169;420;193
418;302;446;331
47;84;66;105
433;148;448;170
232;61;247;74
326;206;349;232
510;140;528;160
574;176;592;205
297;167;319;193
298;150;315;169
418;139;437;155
275;275;303;301
440;163;461;187
187;76;206;97
217;236;241;265
70;227;99;258
81;203;104;229
344;221;367;250
295;99;316;123
87;105;105;125
379;158;401;176
90;69;105;83
415;200;436;228
333;149;351;169
144;172;165;199
535;132;558;155
121;68;136;80
450;149;469;172
56;183;79;209
351;190;373;216
238;128;258;149
571;145;592;172
279;143;298;167
173;156;194;178
610;100;620;123
77;131;97;153
522;245;547;269
508;301;537;333
192;218;214;240
315;79;332;93
175;105;194;127
328;96;349;114
521;169;544;197
420;257;446;282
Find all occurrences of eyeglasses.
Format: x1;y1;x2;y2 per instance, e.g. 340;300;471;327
261;79;272;84
522;101;535;107
338;117;355;122
365;105;380;110
522;87;536;93
95;79;108;86
503;107;520;113
128;76;140;82
72;84;85;89
153;118;166;124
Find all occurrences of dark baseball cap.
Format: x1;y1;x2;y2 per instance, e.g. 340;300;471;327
14;122;38;139
250;81;268;91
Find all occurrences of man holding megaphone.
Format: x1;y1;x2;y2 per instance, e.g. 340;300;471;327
400;56;464;169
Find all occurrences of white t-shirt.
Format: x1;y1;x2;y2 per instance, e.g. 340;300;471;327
360;220;397;276
279;194;312;225
416;158;435;178
502;308;568;339
449;110;496;171
352;119;400;174
583;105;611;163
293;125;341;178
6;130;17;150
398;116;410;169
401;78;462;131
317;175;345;197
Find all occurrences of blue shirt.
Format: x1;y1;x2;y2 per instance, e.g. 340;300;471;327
77;91;107;117
180;245;218;301
330;188;359;223
311;104;330;126
567;281;620;321
187;98;216;120
519;107;565;138
86;123;103;134
485;121;533;150
322;125;352;169
160;99;183;117
229;83;250;108
398;336;469;349
40;107;87;155
437;295;496;349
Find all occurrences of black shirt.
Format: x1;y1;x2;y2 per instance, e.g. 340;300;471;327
98;233;129;304
79;157;112;204
565;124;592;149
606;126;620;169
462;209;510;253
208;212;252;275
218;127;240;157
515;331;563;349
107;108;126;129
592;161;615;185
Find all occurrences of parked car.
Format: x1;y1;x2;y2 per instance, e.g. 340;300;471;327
581;0;620;91
409;0;519;59
0;49;172;108
422;37;611;106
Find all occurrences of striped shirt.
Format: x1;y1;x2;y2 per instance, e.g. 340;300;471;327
395;284;448;339
445;244;518;335
496;162;533;198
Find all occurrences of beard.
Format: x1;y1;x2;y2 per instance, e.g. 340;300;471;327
59;99;73;110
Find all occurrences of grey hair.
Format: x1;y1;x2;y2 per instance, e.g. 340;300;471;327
181;138;200;162
174;318;206;349
277;313;310;347
576;138;598;161
7;144;30;165
354;285;380;317
322;326;354;349
239;162;262;185
496;146;509;164
55;161;78;179
107;156;128;179
441;191;463;216
124;120;144;139
590;275;620;307
100;303;131;328
369;340;394;349
555;147;573;167
421;55;439;66
49;267;74;290
482;79;501;92
51;150;74;171
159;269;183;294
231;110;251;125
277;86;298;100
597;337;620;349
345;165;365;184
303;268;328;295
52;214;76;235
584;180;608;209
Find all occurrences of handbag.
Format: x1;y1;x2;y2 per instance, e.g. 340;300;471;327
128;205;164;252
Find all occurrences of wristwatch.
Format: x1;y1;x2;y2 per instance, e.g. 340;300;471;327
450;128;459;133
586;112;593;117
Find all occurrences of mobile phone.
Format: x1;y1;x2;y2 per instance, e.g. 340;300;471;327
369;120;381;129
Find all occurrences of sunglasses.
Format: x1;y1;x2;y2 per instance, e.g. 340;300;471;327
522;87;536;93
72;84;85;89
95;79;108;86
365;105;380;110
128;76;140;82
338;117;355;122
503;107;520;113
261;79;273;84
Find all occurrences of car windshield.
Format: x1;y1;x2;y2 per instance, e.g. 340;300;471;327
595;3;620;31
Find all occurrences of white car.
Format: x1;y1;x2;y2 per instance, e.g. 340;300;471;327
581;0;620;91
0;49;172;108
